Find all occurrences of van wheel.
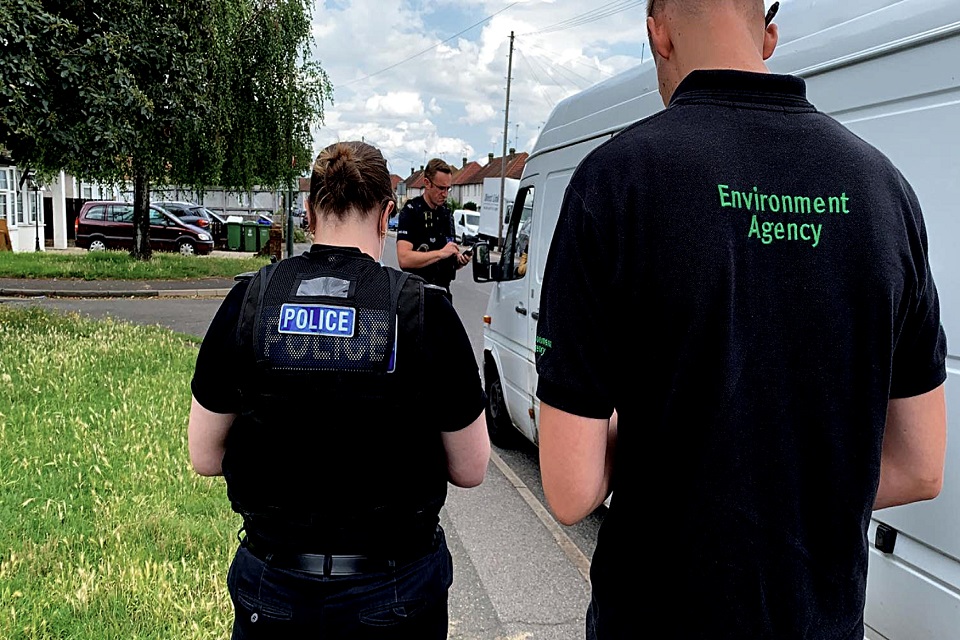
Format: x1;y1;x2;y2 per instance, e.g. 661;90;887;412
484;366;514;447
178;240;196;256
88;238;107;251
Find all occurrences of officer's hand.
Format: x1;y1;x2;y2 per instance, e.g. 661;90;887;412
440;242;461;259
456;251;471;267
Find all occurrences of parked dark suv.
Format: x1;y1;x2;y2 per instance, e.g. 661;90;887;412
75;201;215;255
153;201;226;247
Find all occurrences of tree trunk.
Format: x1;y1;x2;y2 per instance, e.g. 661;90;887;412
131;165;152;261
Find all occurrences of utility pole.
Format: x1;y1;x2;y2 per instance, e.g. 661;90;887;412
497;31;515;250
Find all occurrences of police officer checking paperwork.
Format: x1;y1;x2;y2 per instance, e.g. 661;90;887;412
535;2;947;640
396;158;470;300
188;141;490;639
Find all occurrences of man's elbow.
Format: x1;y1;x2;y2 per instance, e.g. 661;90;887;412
899;454;946;503
915;471;944;501
543;485;595;526
876;469;944;510
549;500;590;526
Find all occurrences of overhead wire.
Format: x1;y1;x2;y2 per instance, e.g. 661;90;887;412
521;46;590;92
522;40;616;80
519;42;606;87
338;2;521;88
525;1;645;36
515;49;562;111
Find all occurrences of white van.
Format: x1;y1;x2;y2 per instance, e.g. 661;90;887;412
470;1;960;638
453;209;480;244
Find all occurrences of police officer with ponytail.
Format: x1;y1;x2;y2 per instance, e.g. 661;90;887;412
188;140;490;639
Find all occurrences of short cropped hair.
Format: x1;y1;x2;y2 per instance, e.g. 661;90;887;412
647;0;764;18
424;158;452;183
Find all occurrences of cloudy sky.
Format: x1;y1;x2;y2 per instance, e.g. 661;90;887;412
308;1;654;178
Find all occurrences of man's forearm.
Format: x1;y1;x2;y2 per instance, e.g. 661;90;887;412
874;386;946;510
398;248;446;270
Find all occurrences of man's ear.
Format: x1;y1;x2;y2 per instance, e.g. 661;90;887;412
762;22;779;60
647;14;673;61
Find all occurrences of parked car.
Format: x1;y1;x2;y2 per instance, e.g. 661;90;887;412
75;201;215;256
453;209;480;244
153;201;226;246
291;207;306;230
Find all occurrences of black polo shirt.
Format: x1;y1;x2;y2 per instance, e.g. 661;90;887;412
396;195;457;288
536;70;946;639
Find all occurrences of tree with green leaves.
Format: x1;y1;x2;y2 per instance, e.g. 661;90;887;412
0;0;332;259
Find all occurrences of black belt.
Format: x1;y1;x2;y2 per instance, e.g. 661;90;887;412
243;537;398;577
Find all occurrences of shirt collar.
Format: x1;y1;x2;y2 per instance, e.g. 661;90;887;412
307;244;371;259
670;69;812;110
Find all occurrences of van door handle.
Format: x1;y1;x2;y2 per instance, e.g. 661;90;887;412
515;305;527;316
531;311;539;321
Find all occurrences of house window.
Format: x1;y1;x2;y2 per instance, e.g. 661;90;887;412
82;184;93;199
0;168;12;226
29;189;40;224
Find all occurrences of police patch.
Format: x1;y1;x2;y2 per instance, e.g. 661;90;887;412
278;303;356;337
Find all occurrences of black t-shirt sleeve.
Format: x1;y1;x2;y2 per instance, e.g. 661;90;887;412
443;207;456;240
421;288;486;431
396;202;421;246
190;280;250;414
535;183;617;419
890;177;947;398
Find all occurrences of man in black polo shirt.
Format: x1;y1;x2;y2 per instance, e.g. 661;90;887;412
396;158;470;299
535;1;948;639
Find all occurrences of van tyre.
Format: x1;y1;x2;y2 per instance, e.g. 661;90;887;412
88;238;107;251
178;240;196;256
484;365;514;447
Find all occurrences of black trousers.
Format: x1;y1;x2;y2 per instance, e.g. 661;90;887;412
227;527;452;639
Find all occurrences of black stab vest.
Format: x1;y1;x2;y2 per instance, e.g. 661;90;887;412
222;248;448;553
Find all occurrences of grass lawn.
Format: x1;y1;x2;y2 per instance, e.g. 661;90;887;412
0;307;236;639
0;250;270;281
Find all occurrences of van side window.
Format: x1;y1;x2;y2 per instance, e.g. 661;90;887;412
500;187;534;280
149;209;167;226
85;205;106;221
110;205;133;223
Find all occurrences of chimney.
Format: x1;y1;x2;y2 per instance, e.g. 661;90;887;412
462;157;468;168
509;148;516;155
488;152;494;163
420;165;424;171
411;168;415;176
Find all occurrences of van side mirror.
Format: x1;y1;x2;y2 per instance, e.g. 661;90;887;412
472;241;494;283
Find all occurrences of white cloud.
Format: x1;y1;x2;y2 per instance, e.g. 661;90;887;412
364;92;425;118
461;102;496;125
309;0;646;171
